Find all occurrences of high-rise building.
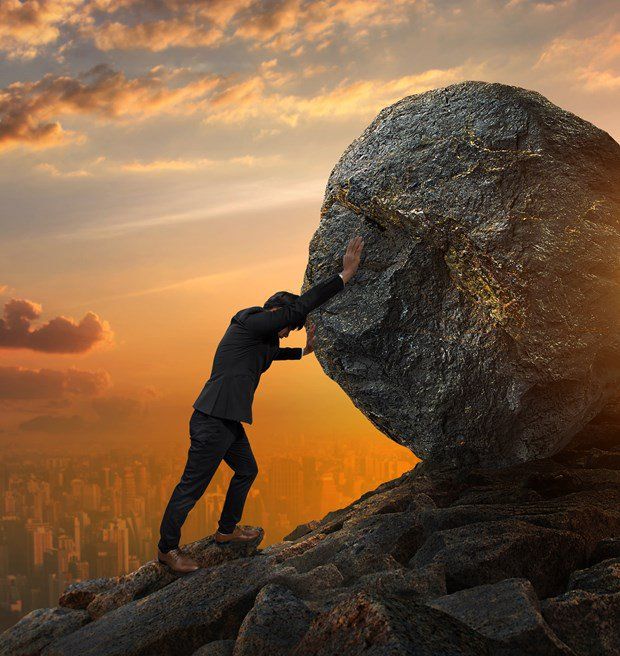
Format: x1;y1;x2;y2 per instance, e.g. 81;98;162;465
70;479;84;506
82;483;101;511
136;465;148;496
72;516;81;559
104;519;130;575
122;467;137;516
267;457;302;503
27;524;53;570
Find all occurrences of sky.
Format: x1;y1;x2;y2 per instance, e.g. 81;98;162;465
1;0;619;458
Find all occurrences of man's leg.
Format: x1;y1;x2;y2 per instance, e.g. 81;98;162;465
158;410;235;553
217;422;259;534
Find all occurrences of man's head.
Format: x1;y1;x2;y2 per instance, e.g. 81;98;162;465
263;291;303;338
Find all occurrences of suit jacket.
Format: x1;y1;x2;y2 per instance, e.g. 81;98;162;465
193;272;345;424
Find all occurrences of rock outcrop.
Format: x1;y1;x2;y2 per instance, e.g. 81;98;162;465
1;397;618;656
304;81;620;468
429;578;573;655
58;531;263;620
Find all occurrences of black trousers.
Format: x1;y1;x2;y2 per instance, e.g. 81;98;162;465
158;409;258;553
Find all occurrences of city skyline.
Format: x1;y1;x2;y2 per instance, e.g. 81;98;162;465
0;436;416;629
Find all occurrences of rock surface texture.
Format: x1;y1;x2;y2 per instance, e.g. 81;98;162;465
1;397;618;655
304;81;620;467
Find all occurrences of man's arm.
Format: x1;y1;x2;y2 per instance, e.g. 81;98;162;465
243;236;364;337
242;274;344;337
273;347;303;360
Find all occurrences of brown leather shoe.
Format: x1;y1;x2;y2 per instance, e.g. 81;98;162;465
157;548;199;573
239;525;261;537
215;525;260;544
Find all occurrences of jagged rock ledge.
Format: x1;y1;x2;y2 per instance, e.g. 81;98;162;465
1;398;618;656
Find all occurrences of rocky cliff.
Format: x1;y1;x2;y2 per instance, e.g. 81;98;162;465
2;395;618;656
304;81;620;468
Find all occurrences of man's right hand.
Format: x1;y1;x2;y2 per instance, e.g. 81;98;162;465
340;236;364;284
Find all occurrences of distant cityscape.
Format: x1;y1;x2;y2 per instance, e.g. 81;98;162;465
0;437;416;630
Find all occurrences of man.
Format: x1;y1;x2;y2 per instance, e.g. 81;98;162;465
157;236;364;573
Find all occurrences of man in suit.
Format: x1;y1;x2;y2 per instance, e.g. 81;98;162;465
157;236;364;572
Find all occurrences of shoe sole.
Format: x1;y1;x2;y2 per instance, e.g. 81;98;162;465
215;537;259;545
157;558;198;573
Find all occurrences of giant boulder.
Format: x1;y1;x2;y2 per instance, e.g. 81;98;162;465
304;81;620;467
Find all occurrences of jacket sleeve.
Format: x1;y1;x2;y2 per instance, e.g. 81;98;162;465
273;347;303;360
243;273;345;336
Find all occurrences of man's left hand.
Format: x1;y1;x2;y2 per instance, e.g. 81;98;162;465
302;323;316;356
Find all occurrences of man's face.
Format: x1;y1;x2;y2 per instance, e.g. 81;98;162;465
268;307;291;338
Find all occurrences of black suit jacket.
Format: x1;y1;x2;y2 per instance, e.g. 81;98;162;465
192;272;345;424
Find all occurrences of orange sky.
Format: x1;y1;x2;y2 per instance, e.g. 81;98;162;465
1;0;619;463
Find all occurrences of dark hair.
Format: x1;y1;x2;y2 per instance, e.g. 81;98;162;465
263;291;304;330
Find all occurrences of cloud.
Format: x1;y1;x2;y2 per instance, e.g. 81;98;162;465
18;393;148;434
0;285;7;295
535;26;620;91
505;0;573;12
92;395;142;425
0;0;255;59
35;162;92;178
302;64;335;78
78;0;414;54
0;0;83;59
228;154;281;166
19;414;87;433
0;297;113;353
1;53;468;153
0;0;419;59
120;157;216;173
119;154;281;173
577;69;620;91
59;177;324;240
83;252;300;303
204;67;468;125
234;0;300;43
0;64;221;151
233;0;413;52
87;18;223;52
258;58;294;87
33;142;281;178
0;365;111;399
